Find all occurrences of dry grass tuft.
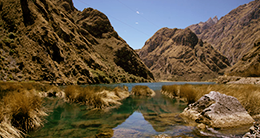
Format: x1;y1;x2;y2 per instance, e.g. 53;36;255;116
4;90;46;132
131;85;155;97
0;89;47;138
161;84;260;116
179;85;196;104
161;85;178;98
64;85;128;109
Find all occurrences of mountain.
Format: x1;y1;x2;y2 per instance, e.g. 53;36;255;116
0;0;154;84
188;16;218;35
189;0;260;65
137;28;230;81
226;38;260;77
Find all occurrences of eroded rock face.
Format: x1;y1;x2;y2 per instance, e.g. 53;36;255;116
137;28;230;81
0;0;154;84
189;0;260;65
181;91;254;128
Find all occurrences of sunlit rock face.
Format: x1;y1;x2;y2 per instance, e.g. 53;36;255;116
181;91;254;128
189;0;260;65
138;28;230;81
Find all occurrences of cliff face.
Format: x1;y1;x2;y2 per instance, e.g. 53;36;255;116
138;28;230;81
0;0;154;84
190;0;260;65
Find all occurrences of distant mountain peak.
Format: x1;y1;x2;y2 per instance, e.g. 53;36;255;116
212;16;218;23
188;16;218;35
193;0;260;65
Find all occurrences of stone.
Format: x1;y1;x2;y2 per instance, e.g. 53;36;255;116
243;123;260;138
180;91;254;128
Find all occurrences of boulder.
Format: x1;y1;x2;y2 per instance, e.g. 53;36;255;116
180;91;254;128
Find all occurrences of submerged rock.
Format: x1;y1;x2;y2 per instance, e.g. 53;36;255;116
180;91;254;128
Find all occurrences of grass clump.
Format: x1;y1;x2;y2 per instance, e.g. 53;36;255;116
64;85;128;109
161;85;178;98
131;85;155;97
179;85;196;104
0;90;47;138
0;81;53;138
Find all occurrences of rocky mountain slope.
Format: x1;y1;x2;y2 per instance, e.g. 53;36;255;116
188;16;218;35
225;38;260;77
189;0;260;65
0;0;154;84
137;28;230;81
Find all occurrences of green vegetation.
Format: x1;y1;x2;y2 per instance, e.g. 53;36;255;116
161;84;260;115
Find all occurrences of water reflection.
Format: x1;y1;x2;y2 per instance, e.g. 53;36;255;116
29;82;229;138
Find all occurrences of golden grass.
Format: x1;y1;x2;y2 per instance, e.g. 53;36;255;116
161;85;178;98
131;85;155;96
179;85;196;104
0;81;53;97
64;85;128;109
0;82;50;138
5;90;46;132
161;84;260;116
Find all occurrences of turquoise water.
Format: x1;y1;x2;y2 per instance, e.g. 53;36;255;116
28;82;249;138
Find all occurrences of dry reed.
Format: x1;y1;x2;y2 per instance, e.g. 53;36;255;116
0;82;48;138
64;85;127;109
161;85;178;98
131;85;155;96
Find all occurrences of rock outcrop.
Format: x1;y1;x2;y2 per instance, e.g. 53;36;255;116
188;16;218;35
0;0;154;84
137;28;230;81
189;0;260;65
181;91;254;128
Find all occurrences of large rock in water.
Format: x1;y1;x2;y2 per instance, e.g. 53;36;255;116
180;91;254;128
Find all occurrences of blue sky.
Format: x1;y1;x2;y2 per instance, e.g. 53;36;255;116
72;0;253;49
